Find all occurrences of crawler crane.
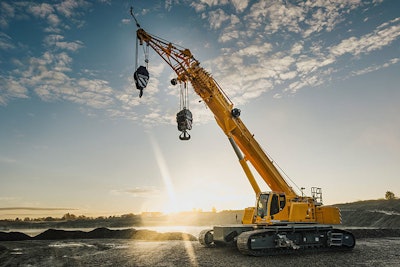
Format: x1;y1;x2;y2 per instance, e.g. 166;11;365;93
130;8;355;256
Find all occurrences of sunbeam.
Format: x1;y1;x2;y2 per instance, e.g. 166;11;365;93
183;234;199;267
149;133;179;213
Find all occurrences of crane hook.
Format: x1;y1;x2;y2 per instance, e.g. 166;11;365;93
176;108;193;141
133;65;149;98
179;131;191;141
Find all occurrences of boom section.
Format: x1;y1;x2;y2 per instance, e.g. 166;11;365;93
189;65;297;198
136;29;297;198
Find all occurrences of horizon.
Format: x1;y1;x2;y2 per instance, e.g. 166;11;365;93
2;196;398;220
1;1;399;218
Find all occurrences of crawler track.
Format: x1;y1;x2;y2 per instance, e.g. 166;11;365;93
236;225;355;256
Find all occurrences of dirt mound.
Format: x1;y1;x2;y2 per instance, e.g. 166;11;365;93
336;199;400;212
0;231;32;241
336;199;400;228
86;227;134;239
34;229;87;240
340;210;400;228
0;228;197;242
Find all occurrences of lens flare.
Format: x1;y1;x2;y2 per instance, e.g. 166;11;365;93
149;134;179;213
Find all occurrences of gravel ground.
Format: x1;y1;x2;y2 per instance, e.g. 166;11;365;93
1;238;399;267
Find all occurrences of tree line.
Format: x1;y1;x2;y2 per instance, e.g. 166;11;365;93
0;213;142;229
8;213;138;222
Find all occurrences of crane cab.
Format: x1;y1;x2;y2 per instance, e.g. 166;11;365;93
241;192;288;225
252;192;288;224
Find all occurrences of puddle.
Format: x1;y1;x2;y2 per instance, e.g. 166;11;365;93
10;248;23;255
49;242;96;248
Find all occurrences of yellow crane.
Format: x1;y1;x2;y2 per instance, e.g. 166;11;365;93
131;8;355;255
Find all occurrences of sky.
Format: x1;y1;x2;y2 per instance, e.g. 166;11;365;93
0;0;399;219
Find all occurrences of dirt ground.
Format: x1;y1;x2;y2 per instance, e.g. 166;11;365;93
1;238;399;267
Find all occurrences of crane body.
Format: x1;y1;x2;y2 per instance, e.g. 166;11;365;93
133;13;355;255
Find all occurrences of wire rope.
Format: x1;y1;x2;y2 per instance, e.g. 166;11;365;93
262;148;302;195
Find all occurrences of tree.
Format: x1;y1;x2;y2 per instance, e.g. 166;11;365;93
385;191;395;200
44;216;55;221
62;213;77;221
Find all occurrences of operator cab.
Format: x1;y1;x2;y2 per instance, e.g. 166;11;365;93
256;192;286;222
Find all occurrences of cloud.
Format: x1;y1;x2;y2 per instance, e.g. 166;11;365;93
121;18;131;25
290;42;303;55
235;42;273;57
302;0;362;37
199;0;229;8
185;0;399;107
351;58;400;76
1;44;163;121
0;0;398;127
265;2;304;34
28;3;54;19
111;186;160;197
18;0;89;31
0;32;15;50
0;49;116;110
219;29;239;43
0;76;29;105
27;2;61;28
330;18;400;57
55;0;90;18
165;0;173;11
241;0;365;38
0;207;77;211
295;55;334;74
44;34;84;51
0;1;115;109
190;2;206;13
0;2;15;28
230;0;249;13
208;9;230;30
47;14;61;26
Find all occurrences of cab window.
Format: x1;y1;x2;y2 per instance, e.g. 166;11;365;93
257;194;269;218
270;194;280;215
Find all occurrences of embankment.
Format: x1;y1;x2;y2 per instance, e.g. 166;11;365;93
0;227;196;242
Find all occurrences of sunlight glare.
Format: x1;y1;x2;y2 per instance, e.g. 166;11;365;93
149;134;180;213
183;236;199;267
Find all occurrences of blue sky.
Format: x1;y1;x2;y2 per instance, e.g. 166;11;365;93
0;0;399;219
